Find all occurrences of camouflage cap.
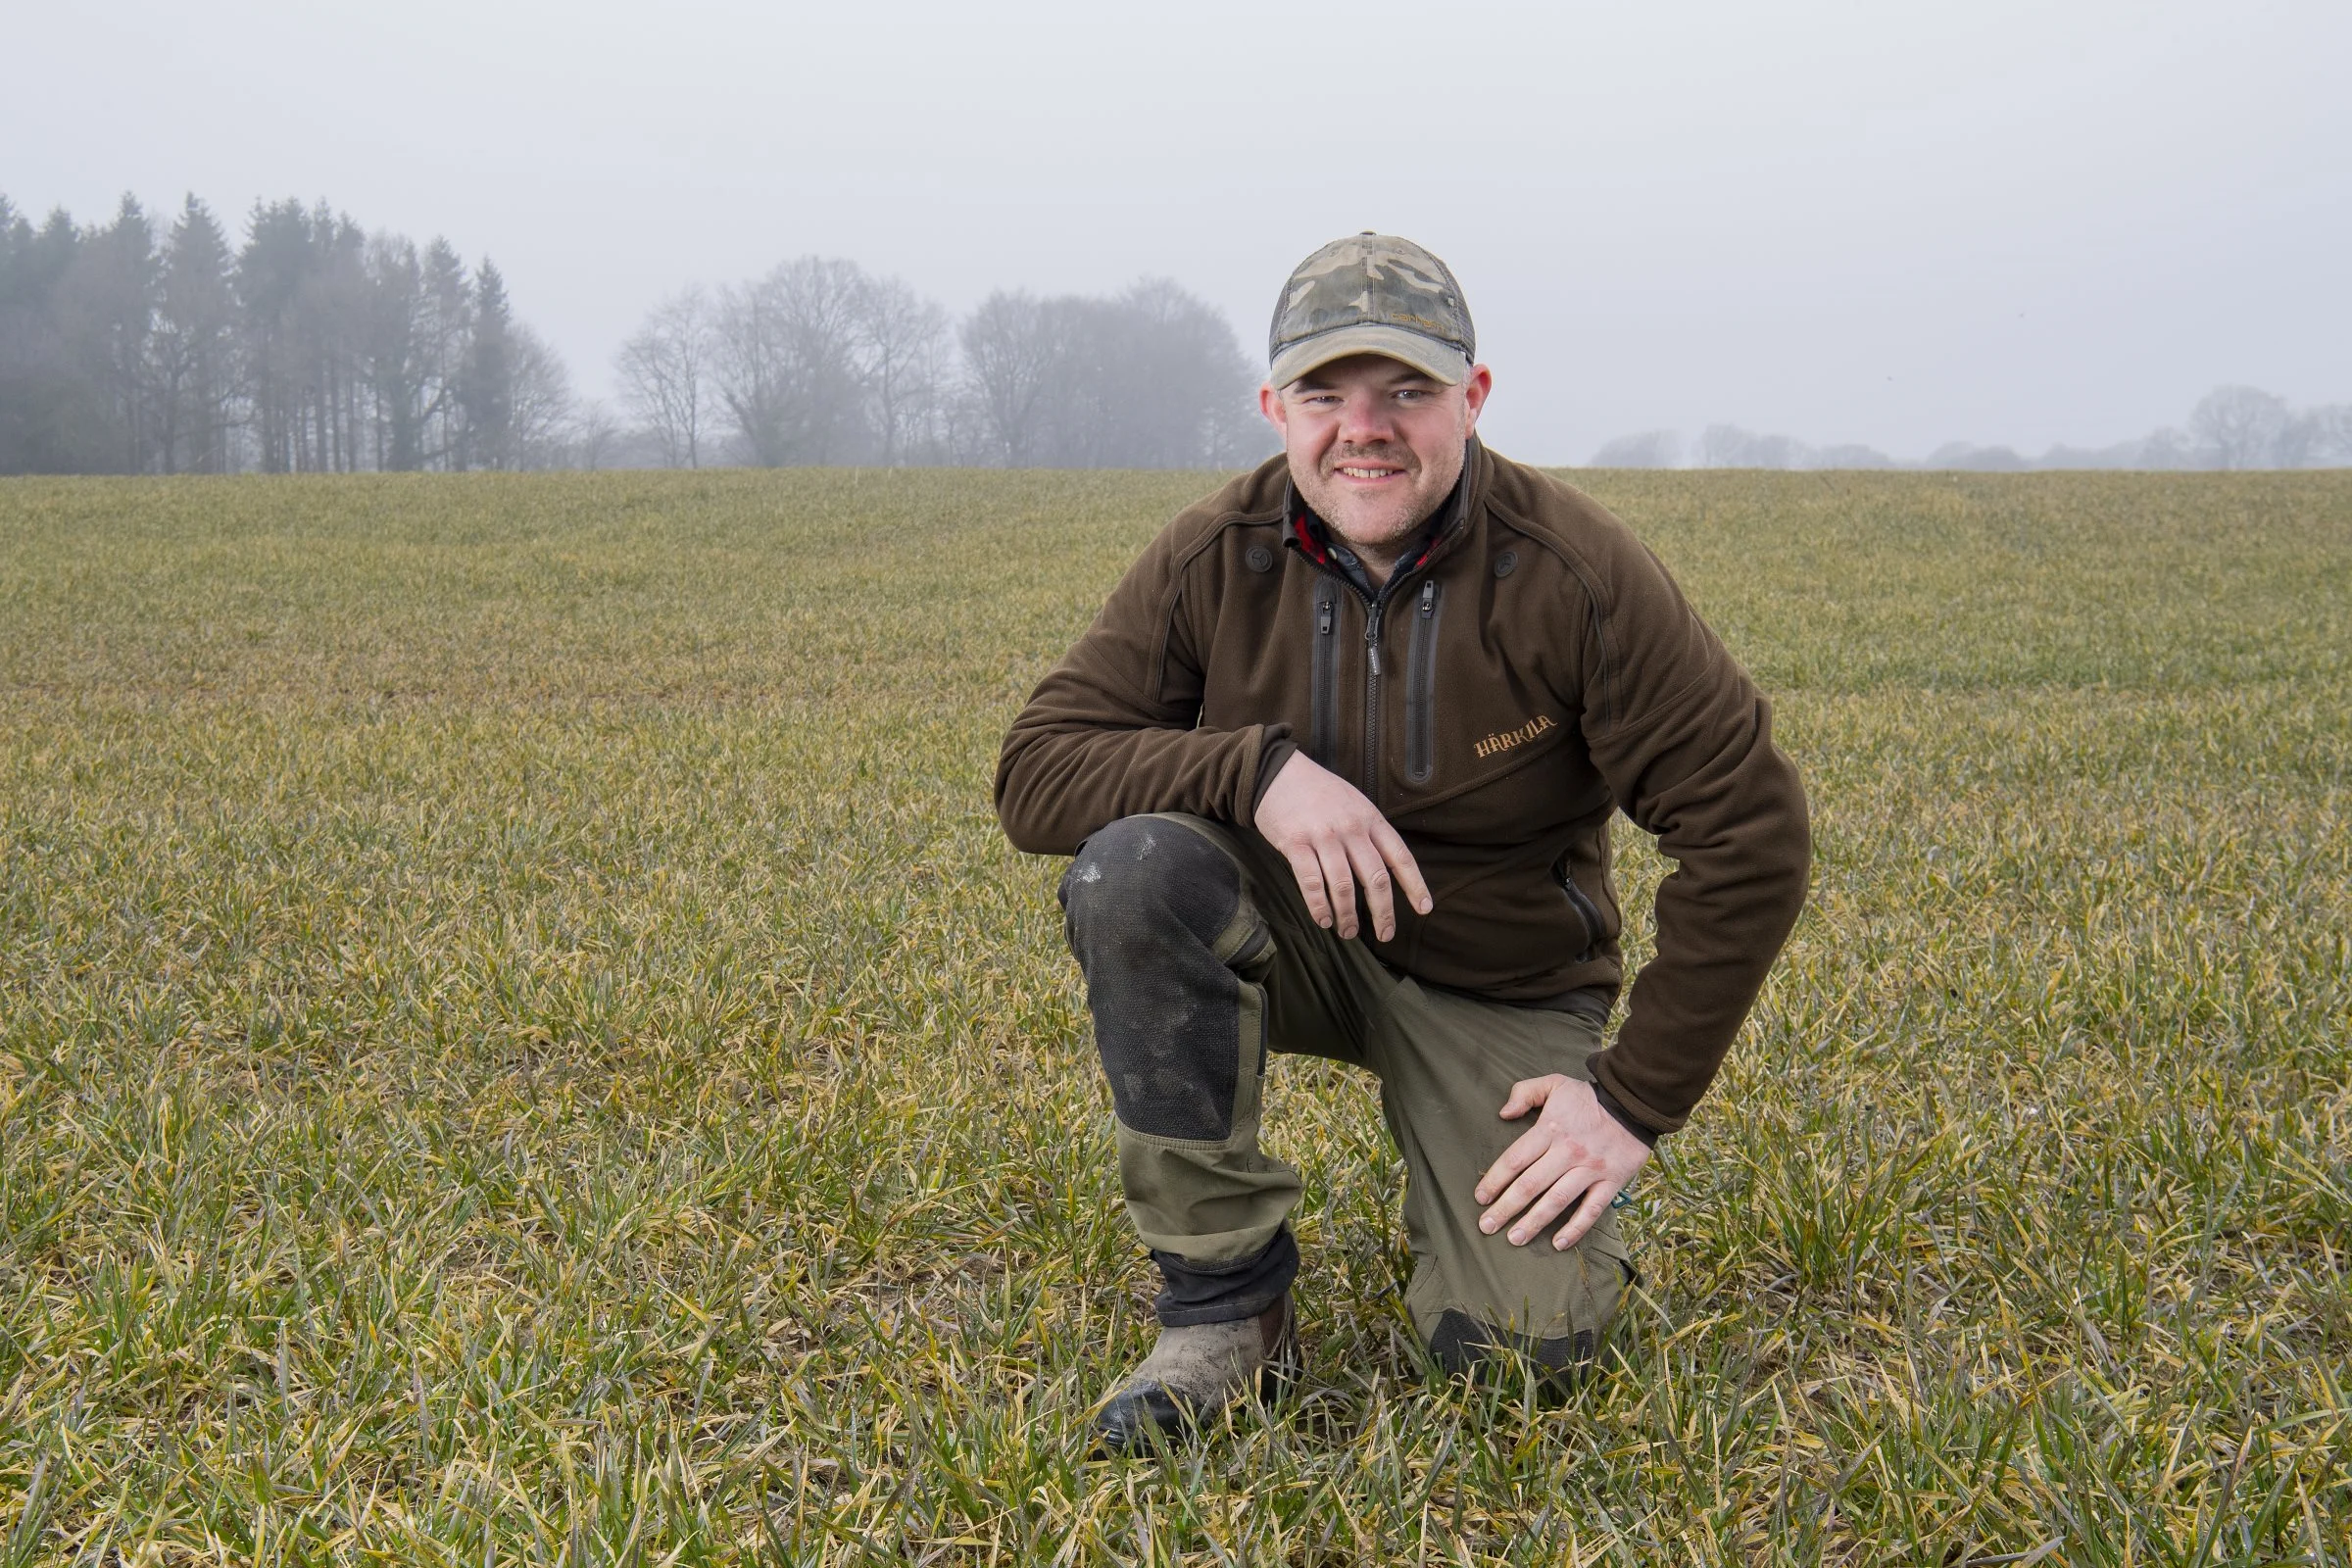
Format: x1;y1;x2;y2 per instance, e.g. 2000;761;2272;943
1268;233;1476;388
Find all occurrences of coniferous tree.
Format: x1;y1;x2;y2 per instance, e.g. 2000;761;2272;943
238;199;311;472
152;196;237;472
416;239;471;467
53;195;159;471
0;202;115;472
0;190;579;474
298;204;368;472
364;235;427;470
460;259;513;469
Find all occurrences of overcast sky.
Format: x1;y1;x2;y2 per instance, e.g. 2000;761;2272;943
10;0;2347;463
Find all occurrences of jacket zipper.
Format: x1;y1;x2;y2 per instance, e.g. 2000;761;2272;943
1557;864;1606;963
1310;581;1340;766
1406;578;1443;784
1299;562;1419;804
1293;538;1444;801
1363;598;1385;801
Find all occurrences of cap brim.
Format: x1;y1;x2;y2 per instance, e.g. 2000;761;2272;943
1269;323;1470;389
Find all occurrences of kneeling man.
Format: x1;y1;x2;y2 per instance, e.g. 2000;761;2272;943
995;234;1810;1451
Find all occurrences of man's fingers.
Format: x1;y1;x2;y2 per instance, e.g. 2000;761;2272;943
1552;1177;1621;1250
1512;1166;1603;1247
1474;1123;1552;1208
1368;818;1433;915
1481;1145;1576;1240
1281;845;1332;930
1313;836;1358;939
1343;835;1398;942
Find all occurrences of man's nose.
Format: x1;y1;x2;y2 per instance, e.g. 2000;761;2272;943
1337;391;1396;444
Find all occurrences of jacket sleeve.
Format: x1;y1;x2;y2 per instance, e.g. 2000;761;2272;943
995;526;1283;856
1580;544;1811;1135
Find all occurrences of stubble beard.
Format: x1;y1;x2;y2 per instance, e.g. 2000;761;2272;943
1298;440;1465;560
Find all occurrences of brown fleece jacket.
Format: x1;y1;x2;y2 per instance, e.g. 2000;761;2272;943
995;442;1809;1136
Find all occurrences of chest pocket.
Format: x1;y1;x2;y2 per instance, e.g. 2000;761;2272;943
1405;578;1444;785
1308;576;1343;767
1553;852;1614;962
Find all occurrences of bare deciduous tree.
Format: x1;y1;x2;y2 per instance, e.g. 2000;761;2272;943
569;399;622;469
1083;277;1263;469
854;274;945;467
1589;430;1683;467
960;290;1063;466
957;280;1264;469
2190;385;2291;469
711;257;869;466
1697;424;1802;468
506;322;575;469
2308;405;2352;466
615;286;710;468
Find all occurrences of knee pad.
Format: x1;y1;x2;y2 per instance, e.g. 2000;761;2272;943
1059;817;1253;1143
1059;815;1242;951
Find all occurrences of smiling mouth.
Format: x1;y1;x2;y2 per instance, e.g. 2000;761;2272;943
1334;465;1406;481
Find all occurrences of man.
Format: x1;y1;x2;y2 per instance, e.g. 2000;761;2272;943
995;234;1809;1451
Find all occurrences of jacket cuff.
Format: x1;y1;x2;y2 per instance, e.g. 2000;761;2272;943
1250;733;1298;814
1591;1077;1662;1148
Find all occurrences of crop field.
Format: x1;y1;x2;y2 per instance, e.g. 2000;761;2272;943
0;465;2347;1564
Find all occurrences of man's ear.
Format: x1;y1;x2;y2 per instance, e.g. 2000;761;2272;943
1258;382;1287;432
1460;365;1494;434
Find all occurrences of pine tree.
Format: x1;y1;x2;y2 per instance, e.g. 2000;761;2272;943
364;235;425;470
460;259;513;469
417;240;470;468
237;199;313;472
65;195;159;471
152;196;237;472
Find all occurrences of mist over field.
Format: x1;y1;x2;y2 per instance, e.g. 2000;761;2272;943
2;467;2347;1558
5;0;2347;471
5;4;2352;1560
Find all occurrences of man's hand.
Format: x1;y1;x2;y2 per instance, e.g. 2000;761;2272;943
1474;1074;1651;1250
1252;753;1432;942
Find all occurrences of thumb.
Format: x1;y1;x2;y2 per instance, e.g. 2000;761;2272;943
1497;1078;1552;1120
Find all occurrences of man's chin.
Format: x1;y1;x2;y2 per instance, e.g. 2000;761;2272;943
1320;501;1422;551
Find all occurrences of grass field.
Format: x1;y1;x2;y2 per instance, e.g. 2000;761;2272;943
1;466;2347;1565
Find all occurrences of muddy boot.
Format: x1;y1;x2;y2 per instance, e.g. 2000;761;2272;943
1093;1295;1298;1454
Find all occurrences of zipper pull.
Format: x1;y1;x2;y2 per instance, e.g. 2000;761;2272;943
1366;607;1383;675
1420;580;1437;616
1318;601;1334;636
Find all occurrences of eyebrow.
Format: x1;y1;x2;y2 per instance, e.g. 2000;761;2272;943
1293;371;1439;393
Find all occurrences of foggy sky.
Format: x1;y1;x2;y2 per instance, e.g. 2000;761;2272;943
10;0;2348;464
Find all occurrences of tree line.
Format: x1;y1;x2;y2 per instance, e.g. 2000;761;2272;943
1589;385;2352;471
614;264;1271;469
29;187;2338;480
1;190;1275;476
0;193;571;476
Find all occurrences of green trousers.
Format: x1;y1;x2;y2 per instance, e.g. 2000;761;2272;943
1060;812;1637;1369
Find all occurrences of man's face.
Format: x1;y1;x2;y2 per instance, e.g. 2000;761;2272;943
1260;353;1493;556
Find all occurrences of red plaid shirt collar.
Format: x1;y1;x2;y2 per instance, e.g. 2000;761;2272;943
1283;464;1468;586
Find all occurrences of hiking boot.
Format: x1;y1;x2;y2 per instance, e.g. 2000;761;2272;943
1093;1294;1298;1454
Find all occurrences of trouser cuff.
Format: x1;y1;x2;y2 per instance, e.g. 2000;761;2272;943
1150;1228;1298;1327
